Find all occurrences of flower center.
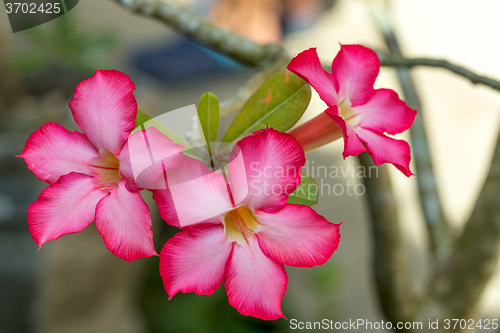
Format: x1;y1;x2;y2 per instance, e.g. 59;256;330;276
223;206;260;244
338;97;360;129
91;151;120;189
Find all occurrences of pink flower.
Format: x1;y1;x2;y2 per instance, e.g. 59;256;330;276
153;128;341;320
287;45;417;177
20;69;183;261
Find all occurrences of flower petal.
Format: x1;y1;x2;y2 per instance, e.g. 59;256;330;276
224;237;288;320
355;89;417;135
256;204;341;267
95;180;158;261
20;123;99;184
69;69;137;156
160;224;233;298
331;44;379;106
154;155;232;228
28;173;108;248
356;128;414;177
228;129;305;213
326;111;366;158
287;48;338;106
119;127;184;189
152;188;181;228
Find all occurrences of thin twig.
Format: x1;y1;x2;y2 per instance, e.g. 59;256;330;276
111;0;284;67
378;54;500;92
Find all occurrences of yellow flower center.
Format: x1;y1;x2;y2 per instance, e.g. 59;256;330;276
338;97;360;129
223;206;260;244
91;151;120;189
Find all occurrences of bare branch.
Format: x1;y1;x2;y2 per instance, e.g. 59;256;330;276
434;130;500;320
367;2;452;265
378;54;500;92
358;153;420;329
111;0;285;67
112;0;500;112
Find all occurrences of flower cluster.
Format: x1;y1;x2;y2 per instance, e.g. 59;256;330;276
20;70;184;261
20;44;415;320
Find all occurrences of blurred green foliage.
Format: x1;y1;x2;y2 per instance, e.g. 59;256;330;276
9;12;116;75
312;264;340;295
140;224;290;333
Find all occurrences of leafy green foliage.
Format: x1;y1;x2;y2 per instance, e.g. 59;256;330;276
287;174;319;206
9;13;116;74
222;70;311;143
135;109;152;128
140;225;289;333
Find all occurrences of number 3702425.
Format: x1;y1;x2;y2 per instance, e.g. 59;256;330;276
444;319;498;330
5;3;62;14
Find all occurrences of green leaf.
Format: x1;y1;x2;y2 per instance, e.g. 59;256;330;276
132;109;203;160
197;92;220;166
135;109;152;128
287;174;318;206
221;70;311;143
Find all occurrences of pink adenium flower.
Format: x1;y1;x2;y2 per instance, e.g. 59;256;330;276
287;45;417;176
20;69;183;261
153;128;341;320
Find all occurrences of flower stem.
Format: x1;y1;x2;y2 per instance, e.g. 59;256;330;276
288;112;342;153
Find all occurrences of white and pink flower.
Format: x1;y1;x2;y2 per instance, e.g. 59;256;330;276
20;69;184;261
287;45;417;177
154;128;341;320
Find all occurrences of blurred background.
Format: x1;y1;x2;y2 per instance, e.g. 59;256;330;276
1;0;500;332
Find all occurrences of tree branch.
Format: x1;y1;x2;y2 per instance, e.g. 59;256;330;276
433;130;500;321
112;0;500;112
358;153;420;329
111;0;285;67
378;54;500;92
368;3;452;264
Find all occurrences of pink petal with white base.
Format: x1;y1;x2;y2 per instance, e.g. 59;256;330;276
28;173;108;247
225;237;288;320
356;129;414;177
119;127;184;189
69;69;137;156
355;89;417;135
228;129;304;213
160;224;233;298
331;45;379;106
95;180;157;261
287;48;338;106
160;156;232;228
256;204;341;267
20;123;99;184
327;112;366;158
